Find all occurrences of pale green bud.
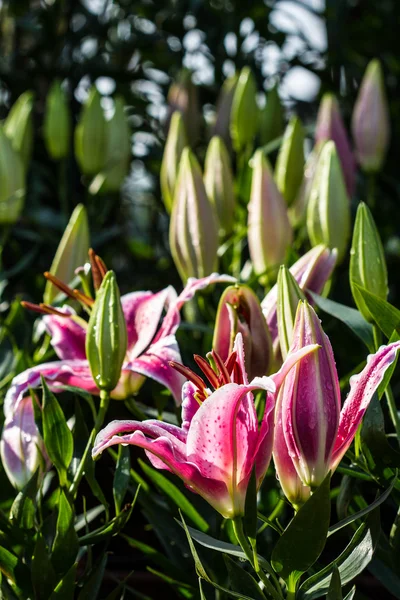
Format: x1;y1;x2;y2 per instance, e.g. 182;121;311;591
277;265;306;360
44;204;90;304
230;67;258;151
74;87;107;175
259;83;284;146
307;141;350;263
166;69;200;145
204;136;235;237
160;111;187;213
43;80;71;160
350;202;388;322
86;271;127;392
275;116;305;206
0;126;25;224
211;74;238;150
4;90;34;172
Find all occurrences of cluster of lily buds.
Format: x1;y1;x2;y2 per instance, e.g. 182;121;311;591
43;80;71;160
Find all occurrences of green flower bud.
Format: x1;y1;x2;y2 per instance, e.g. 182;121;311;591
89;96;131;194
259;83;284;146
44;204;90;304
166;69;200;145
275;116;305;206
350;202;388;322
43;80;71;160
86;271;127;392
204;136;235;237
230;67;258;152
307;141;350;263
169;147;218;282
74;87;107;175
0;126;25;224
288;143;323;228
4;90;34;172
277;265;306;360
160;111;187;213
211;74;238;151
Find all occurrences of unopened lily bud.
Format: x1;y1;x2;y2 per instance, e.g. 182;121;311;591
350;202;388;322
259;83;284;146
315;93;356;196
248;150;292;279
160;111;187;213
4;90;34;172
275;116;305;207
43;80;71;160
277;266;306;360
89;96;131;194
0;126;25;224
307;141;350;263
213;284;272;379
230;67;258;152
44;204;90;304
75;87;107;175
351;59;390;173
211;75;238;150
169;148;218;281
86;271;127;392
204;136;235;237
166;69;200;145
288;143;323;228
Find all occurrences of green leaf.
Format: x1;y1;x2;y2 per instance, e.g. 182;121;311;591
298;509;380;599
9;470;38;530
122;534;187;583
310;292;374;351
31;534;57;599
78;494;137;546
271;473;331;580
78;554;108;600
361;394;400;474
113;445;130;515
139;459;209;532
52;491;79;575
0;545;19;582
328;473;396;536
224;555;266;600
41;377;73;486
49;563;77;600
326;565;342;600
244;465;257;541
352;285;400;339
343;589;356;600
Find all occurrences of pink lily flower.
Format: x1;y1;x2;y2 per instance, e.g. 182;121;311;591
92;333;318;518
1;272;235;489
273;301;400;507
261;244;337;362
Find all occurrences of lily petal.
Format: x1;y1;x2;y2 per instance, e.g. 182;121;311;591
43;307;87;360
181;381;200;432
331;341;400;470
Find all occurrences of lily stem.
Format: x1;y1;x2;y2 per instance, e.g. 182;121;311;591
69;389;110;498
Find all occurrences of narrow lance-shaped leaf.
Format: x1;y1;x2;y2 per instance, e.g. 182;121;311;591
52;491;79;575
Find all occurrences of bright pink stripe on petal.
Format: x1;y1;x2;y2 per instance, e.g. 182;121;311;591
43;307;87;360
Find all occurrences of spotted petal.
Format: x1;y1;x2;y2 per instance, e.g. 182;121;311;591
43;307;87;360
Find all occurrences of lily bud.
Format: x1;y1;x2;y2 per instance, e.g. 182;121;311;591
350;202;388;322
230;67;258;152
44;204;90;304
204;136;235;237
43;80;71;160
213;284;272;379
288;143;323;228
166;69;200;145
0;126;25;224
307;140;350;263
4;90;34;172
259;83;284;146
89;96;131;194
277;266;306;360
74;87;107;175
351;59;390;173
315;93;356;196
169;148;218;282
85;271;128;392
160;111;187;213
211;75;238;150
248;150;292;279
275;116;305;207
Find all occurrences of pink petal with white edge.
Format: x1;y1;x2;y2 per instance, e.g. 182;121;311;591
181;381;201;432
122;287;177;358
43;307;87;360
155;273;236;341
127;334;186;405
1;395;48;489
271;344;321;391
331;341;400;470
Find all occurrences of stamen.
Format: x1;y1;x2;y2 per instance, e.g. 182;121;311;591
72;289;94;307
95;254;108;277
225;351;237;377
212;350;231;385
233;362;244;385
44;272;94;307
89;248;103;291
193;355;219;389
21;301;70;318
169;361;207;391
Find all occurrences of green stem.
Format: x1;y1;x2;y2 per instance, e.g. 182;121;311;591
69;389;110;498
373;325;400;444
286;573;297;599
336;466;373;481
